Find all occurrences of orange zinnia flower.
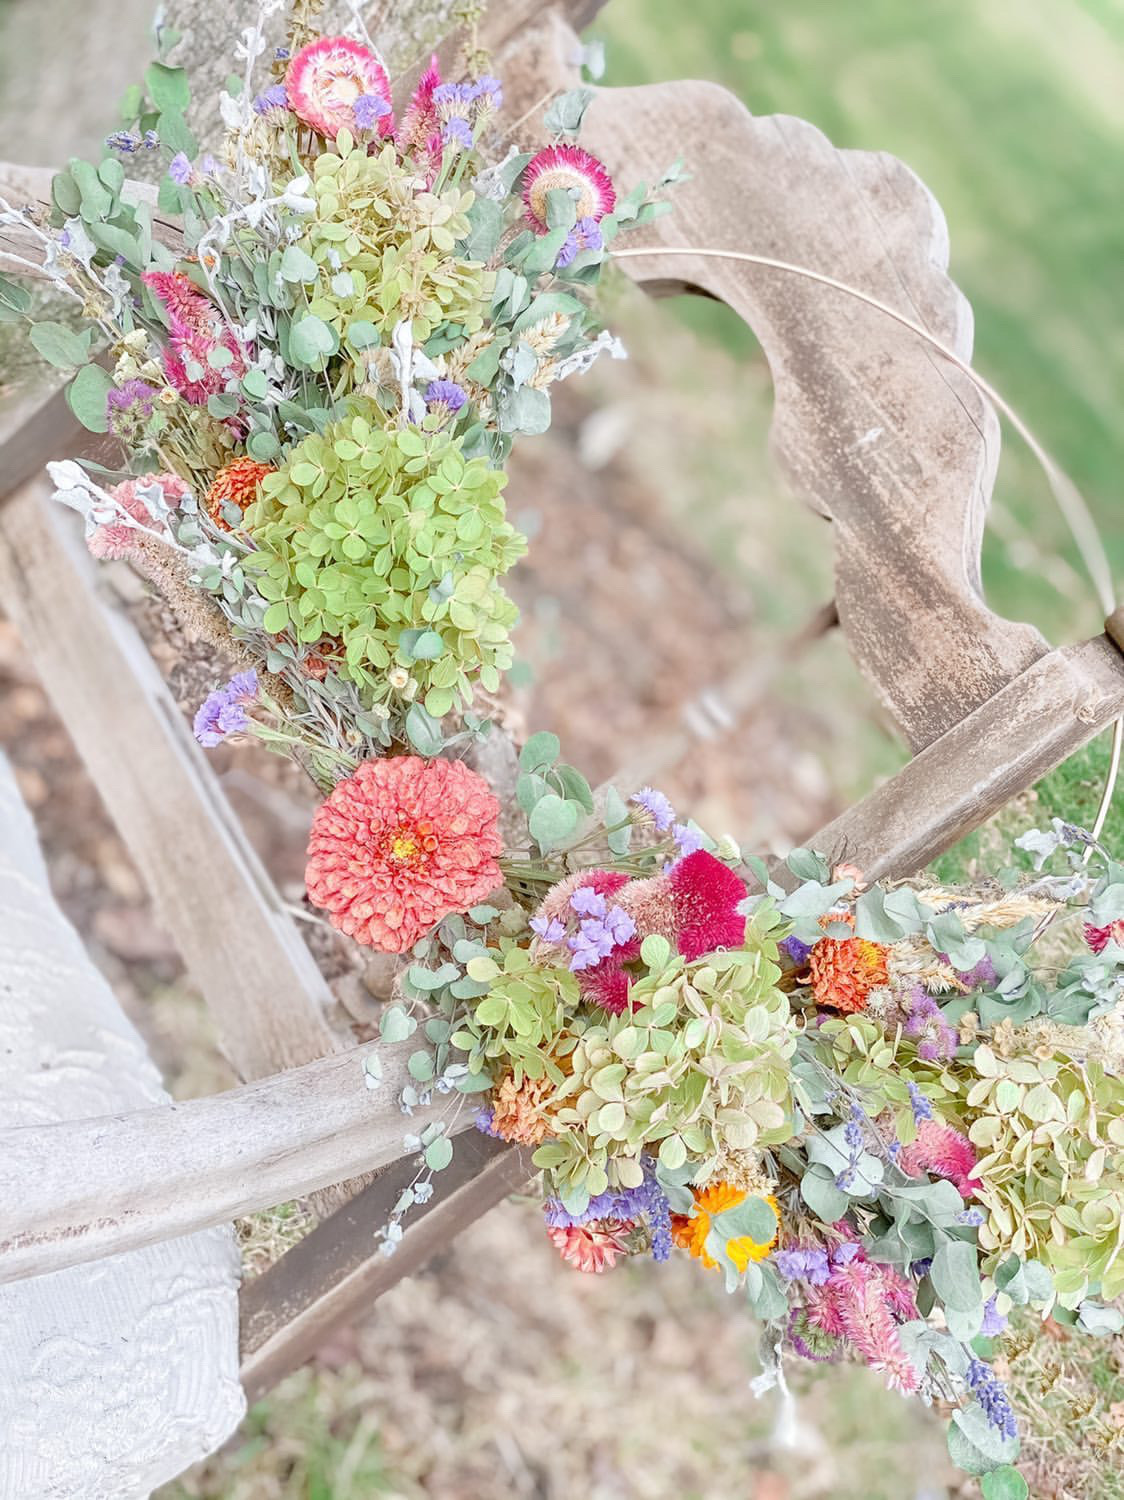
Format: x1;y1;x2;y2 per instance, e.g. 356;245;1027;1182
205;456;275;530
671;1181;779;1272
808;935;889;1014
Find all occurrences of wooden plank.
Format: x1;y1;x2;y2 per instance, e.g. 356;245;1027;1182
0;1037;469;1284
240;1135;529;1401
576;81;1051;752
0;478;347;1080
801;634;1124;883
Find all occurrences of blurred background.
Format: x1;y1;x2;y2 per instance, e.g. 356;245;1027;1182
2;0;1123;1495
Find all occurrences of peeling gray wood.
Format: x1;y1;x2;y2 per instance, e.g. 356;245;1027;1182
0;479;348;1080
0;1036;466;1284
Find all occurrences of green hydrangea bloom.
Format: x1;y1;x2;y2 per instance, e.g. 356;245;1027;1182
534;931;799;1200
966;1042;1124;1306
244;409;525;714
299;138;491;356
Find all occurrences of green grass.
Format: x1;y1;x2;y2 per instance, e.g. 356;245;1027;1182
595;0;1124;645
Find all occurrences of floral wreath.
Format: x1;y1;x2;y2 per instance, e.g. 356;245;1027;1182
5;8;1123;1492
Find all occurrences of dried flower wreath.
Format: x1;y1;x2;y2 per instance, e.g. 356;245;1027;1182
3;6;1122;1491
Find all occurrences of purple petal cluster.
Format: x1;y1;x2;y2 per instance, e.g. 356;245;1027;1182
566;886;636;971
979;1295;1008;1338
903;988;958;1061
353;92;391;130
907;1080;934;1124
966;1357;1018;1439
543;1163;671;1260
193;670;259;748
631;785;676;832
168;152;193;186
671;823;705;859
773;1247;831;1285
780;934;813;966
105;380;157;441
530;914;566;942
253;83;289;115
556;216;604;269
425;379;468;415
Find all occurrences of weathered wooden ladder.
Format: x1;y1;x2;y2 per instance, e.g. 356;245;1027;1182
2;0;1122;1483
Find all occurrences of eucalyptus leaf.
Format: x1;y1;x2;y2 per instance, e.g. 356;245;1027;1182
66;364;114;433
529;793;580;850
29;321;90;369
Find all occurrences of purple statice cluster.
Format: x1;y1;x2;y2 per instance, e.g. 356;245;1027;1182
556;216;604;269
631;785;675;832
957;953;998;989
779;934;813;966
106;129;160;153
966;1357;1018;1439
105;379;157;443
903;989;958;1061
253;83;289;115
425;379;467;419
474;1106;499;1137
432;77;503;150
979;1295;1008;1339
773;1239;861;1285
193;670;259;748
566;885;636;971
168;152;193;186
353;92;392;131
543;1162;672;1261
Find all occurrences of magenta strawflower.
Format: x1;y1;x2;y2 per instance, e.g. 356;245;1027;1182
523;144;616;232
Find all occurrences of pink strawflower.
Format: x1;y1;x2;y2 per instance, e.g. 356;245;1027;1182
87;473;190;559
142;270;248;406
305;756;502;953
546;1218;635;1273
523;144;616;232
286;36;394;141
1085;920;1124;954
899;1117;982;1198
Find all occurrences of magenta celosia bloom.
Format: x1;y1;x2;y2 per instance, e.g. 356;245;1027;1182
87;472;190;560
899;1117;982;1198
1085;919;1124;954
142;271;248;406
523;144;616;232
286;36;394;141
800;1251;919;1393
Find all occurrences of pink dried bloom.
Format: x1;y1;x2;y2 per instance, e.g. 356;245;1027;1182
899;1117;982;1199
142;270;248;406
523;144;615;232
546;1217;635;1273
286;35;394;141
1085;920;1124;954
87;473;190;559
399;53;442;157
825;1259;919;1393
305;756;502;953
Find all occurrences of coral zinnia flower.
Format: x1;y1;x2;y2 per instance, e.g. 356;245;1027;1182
671;1181;779;1272
305;756;502;952
88;473;191;559
546;1218;635;1273
286;36;394;141
523;144;615;232
808;935;889;1014
205;456;275;531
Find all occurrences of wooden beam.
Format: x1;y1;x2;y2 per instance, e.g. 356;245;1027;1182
240;1135;529;1401
803;635;1124;882
0;1039;471;1285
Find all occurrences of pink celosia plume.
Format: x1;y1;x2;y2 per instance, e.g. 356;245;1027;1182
142;270;248;406
899;1117;982;1199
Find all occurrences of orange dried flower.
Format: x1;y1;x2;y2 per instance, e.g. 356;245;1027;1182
205;456;275;530
490;1071;557;1146
809;935;889;1014
670;1181;779;1271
